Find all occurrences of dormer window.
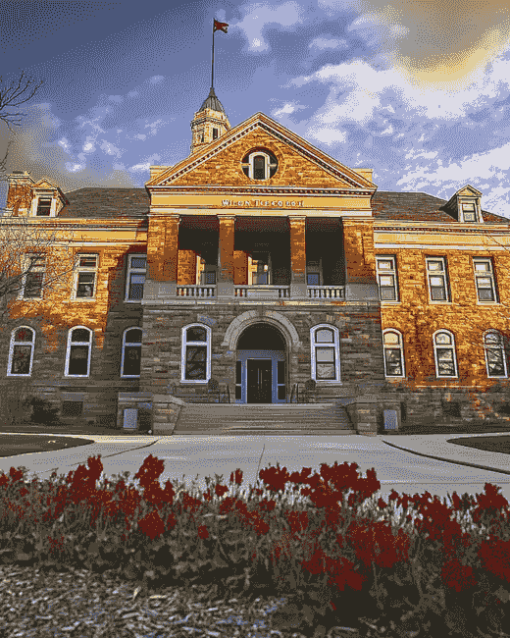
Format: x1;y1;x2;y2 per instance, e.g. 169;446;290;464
461;202;477;222
36;197;52;216
242;150;278;180
212;128;218;140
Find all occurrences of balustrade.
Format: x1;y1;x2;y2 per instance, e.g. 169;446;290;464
307;285;345;299
176;285;216;298
234;285;290;299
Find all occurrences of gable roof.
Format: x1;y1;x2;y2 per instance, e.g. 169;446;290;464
147;112;376;191
58;188;149;219
372;191;509;224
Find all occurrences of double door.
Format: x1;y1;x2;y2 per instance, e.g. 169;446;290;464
235;350;286;403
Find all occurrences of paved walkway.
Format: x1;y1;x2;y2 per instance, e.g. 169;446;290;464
1;431;510;508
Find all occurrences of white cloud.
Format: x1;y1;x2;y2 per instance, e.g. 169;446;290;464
271;101;306;118
145;119;165;136
149;75;164;84
82;136;96;153
309;36;348;51
127;90;139;98
305;125;347;146
129;153;161;174
134;133;147;141
290;55;510;131
397;142;510;217
58;137;72;153
108;95;123;103
100;140;123;158
233;1;303;52
65;162;85;173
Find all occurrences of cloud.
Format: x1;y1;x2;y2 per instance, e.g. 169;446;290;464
321;0;510;88
233;1;303;52
397;142;510;217
145;119;165;136
129;153;162;174
149;75;164;84
309;36;348;51
271;101;307;118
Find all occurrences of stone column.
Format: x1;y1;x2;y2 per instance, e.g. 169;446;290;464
289;216;307;298
217;214;235;297
342;218;378;301
145;214;180;301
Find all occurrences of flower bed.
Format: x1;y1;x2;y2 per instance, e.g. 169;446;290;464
1;454;509;637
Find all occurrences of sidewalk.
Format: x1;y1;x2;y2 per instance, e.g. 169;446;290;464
381;432;510;476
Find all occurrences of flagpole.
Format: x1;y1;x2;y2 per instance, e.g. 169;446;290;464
211;21;215;89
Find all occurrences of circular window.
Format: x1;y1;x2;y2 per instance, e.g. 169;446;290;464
242;149;278;180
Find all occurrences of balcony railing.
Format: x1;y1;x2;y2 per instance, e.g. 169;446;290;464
235;285;290;299
177;285;216;298
307;285;345;299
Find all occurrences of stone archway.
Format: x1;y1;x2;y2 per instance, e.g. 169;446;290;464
222;308;301;352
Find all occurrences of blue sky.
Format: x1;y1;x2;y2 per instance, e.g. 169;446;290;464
2;0;510;216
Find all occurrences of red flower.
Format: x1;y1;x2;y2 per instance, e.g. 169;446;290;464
441;558;477;592
197;525;209;540
138;509;165;540
215;484;229;498
230;469;243;485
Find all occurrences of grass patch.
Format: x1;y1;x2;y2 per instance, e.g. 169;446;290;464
0;434;94;458
447;435;510;455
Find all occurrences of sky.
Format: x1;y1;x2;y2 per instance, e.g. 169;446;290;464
2;0;510;216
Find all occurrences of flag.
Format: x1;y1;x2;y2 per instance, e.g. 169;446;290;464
214;19;229;33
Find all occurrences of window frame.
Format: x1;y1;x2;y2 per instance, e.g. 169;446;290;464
483;330;508;379
73;253;99;301
181;323;212;384
32;194;55;217
376;255;399;302
241;150;278;180
310;324;341;383
460;199;479;223
7;326;35;377
125;254;147;302
306;259;323;287
433;330;458;379
382;329;405;378
425;256;450;303
65;326;93;378
20;254;46;300
121;327;143;378
473;257;498;303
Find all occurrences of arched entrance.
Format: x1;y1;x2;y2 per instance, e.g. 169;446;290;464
236;323;286;404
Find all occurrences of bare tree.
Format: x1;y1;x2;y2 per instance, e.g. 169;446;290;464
0;71;44;176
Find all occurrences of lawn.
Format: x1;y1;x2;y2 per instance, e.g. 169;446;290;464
447;435;510;455
0;434;94;458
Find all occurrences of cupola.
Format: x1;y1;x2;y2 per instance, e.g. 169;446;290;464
190;87;231;155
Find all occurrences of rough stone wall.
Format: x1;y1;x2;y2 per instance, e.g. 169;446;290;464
380;247;510;388
138;301;385;402
171;127;356;189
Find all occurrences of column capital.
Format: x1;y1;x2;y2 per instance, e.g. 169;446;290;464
217;213;236;222
167;213;181;223
287;215;306;224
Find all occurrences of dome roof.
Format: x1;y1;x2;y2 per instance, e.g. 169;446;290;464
199;87;226;114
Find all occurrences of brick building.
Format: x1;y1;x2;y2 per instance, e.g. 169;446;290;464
2;89;510;434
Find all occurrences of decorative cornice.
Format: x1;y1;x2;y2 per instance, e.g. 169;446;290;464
148;185;373;196
374;225;510;234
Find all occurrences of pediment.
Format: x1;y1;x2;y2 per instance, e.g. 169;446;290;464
33;179;57;190
148;113;376;192
457;184;481;197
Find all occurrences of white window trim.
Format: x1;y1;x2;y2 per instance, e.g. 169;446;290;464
181;323;212;384
310;324;341;384
473;258;498;304
376;255;399;303
382;329;405;378
7;326;35;377
243;151;278;180
72;253;99;301
306;259;323;286
65;326;92;378
121;327;143;378
426;257;450;303
18;255;46;301
460;199;481;223
125;254;147;302
433;330;458;379
32;194;56;217
483;330;508;379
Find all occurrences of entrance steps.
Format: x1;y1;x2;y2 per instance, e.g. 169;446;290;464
173;402;355;435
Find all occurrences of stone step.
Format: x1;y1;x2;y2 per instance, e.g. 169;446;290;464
174;429;354;436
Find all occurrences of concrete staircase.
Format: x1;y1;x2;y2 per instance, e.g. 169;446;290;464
173;402;355;435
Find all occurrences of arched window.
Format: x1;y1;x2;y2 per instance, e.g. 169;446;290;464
433;330;458;378
8;327;35;376
65;327;92;377
310;325;341;382
484;330;507;378
241;150;278;180
383;330;405;377
121;328;143;377
181;324;211;383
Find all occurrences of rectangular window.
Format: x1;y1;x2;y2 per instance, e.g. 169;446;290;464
126;254;146;301
23;255;45;299
68;346;89;376
306;260;322;286
185;345;207;380
316;347;336;380
426;257;449;302
62;401;83;417
473;258;497;302
75;254;98;299
376;256;399;301
36;198;52;216
462;202;477;222
212;128;218;140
